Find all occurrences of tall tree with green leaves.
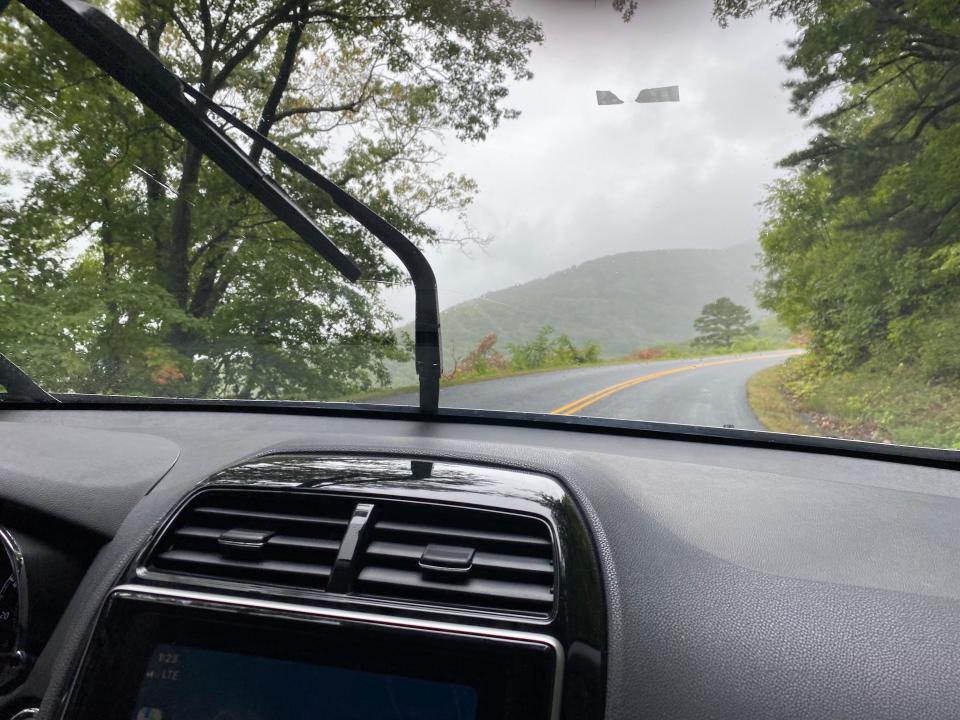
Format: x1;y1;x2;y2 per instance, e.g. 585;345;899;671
715;0;960;378
0;1;542;398
693;297;753;348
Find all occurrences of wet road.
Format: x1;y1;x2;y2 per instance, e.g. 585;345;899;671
383;349;801;429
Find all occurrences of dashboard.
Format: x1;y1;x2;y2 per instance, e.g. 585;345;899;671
0;406;959;719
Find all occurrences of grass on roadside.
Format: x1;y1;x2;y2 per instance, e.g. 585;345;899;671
747;363;816;437
748;355;960;449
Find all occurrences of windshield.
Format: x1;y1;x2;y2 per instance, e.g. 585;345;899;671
2;1;959;451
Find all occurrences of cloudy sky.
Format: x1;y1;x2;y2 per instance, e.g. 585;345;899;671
383;0;811;322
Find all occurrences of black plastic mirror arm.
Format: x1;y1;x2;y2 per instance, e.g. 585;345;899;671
19;0;361;283
0;353;58;403
184;88;443;413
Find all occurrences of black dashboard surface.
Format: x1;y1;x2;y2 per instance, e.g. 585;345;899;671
1;408;959;719
0;421;179;537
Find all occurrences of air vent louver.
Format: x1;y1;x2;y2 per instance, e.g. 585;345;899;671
355;503;556;616
148;489;355;590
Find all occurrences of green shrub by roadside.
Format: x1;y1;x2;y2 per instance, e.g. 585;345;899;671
749;355;960;449
443;326;600;382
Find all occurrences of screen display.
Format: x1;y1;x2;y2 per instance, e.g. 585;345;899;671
131;644;478;720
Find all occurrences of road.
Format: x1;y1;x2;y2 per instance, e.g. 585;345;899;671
383;349;801;430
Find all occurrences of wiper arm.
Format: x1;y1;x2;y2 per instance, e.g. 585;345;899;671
184;88;443;413
0;353;58;403
19;0;360;282
19;0;442;412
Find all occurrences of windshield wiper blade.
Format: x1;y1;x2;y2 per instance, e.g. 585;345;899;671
0;353;59;403
19;0;442;412
183;88;443;413
18;0;360;282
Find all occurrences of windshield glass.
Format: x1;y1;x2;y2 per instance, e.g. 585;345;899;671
2;1;959;450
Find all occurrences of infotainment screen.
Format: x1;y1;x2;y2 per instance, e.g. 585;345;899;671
131;644;478;720
66;595;557;720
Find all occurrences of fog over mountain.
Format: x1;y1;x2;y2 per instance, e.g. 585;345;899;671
382;0;807;323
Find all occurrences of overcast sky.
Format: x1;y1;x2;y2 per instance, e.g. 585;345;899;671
383;0;810;322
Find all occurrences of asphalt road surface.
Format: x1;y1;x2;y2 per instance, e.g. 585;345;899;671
382;349;802;430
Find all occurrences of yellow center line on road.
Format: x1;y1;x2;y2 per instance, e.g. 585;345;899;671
549;351;797;416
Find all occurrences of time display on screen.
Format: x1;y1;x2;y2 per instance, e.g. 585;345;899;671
131;643;478;720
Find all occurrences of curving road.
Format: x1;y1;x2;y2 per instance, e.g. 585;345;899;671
383;349;801;430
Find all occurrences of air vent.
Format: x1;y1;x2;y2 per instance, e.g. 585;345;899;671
355;502;556;616
148;489;355;590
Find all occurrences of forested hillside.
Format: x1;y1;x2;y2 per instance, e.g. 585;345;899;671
418;244;762;368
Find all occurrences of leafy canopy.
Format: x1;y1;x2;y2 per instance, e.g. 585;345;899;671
0;0;542;398
717;0;960;378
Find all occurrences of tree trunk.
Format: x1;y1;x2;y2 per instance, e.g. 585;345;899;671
140;3;168;268
187;12;306;317
99;197;123;389
165;37;216;356
166;142;203;311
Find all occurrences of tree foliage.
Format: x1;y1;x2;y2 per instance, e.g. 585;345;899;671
0;0;542;398
443;326;600;381
717;0;960;378
693;297;753;348
506;326;599;370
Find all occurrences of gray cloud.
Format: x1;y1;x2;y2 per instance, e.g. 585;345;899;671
384;0;810;321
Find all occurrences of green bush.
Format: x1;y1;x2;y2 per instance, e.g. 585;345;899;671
442;327;601;382
888;303;960;381
507;326;600;370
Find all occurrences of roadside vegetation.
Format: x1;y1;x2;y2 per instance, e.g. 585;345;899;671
718;0;960;449
369;315;797;393
692;297;753;348
442;326;601;383
750;356;960;449
642;304;798;360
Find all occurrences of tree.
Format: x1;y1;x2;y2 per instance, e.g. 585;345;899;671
693;298;752;348
0;1;542;398
714;0;960;378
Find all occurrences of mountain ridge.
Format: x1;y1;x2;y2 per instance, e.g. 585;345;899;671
422;244;762;363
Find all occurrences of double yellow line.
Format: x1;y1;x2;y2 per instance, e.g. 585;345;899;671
550;352;796;416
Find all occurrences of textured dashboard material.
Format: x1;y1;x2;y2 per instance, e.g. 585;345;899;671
1;409;959;719
0;421;180;535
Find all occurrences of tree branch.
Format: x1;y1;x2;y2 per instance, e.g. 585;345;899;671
211;0;238;54
909;92;960;140
250;6;307;163
198;0;213;41
165;8;203;57
274;61;377;120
